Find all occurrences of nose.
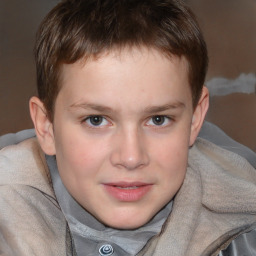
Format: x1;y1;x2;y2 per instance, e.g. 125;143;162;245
110;127;149;170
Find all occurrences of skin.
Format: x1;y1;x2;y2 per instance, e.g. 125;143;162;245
30;48;209;229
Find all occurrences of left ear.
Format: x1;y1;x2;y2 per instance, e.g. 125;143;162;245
189;86;209;146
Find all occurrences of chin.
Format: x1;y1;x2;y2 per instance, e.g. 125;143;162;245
100;213;153;230
105;221;147;230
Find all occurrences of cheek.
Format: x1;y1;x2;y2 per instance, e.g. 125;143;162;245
54;139;105;201
153;135;189;184
55;131;110;180
154;132;189;162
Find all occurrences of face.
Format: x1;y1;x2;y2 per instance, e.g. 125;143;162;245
45;48;203;229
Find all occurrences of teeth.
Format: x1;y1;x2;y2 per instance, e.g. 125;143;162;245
116;186;138;189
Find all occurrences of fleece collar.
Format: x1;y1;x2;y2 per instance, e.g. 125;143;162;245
138;138;256;256
1;137;256;256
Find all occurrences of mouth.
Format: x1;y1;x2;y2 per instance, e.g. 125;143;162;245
114;186;140;189
103;182;153;202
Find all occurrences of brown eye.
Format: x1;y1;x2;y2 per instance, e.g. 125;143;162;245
152;116;166;125
146;115;171;127
83;115;112;128
86;116;104;126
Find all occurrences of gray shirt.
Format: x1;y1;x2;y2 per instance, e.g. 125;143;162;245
46;155;173;256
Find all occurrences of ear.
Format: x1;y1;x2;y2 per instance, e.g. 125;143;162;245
189;86;209;146
29;96;56;155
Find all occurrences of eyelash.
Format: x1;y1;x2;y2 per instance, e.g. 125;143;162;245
82;115;173;128
83;115;111;128
146;115;172;127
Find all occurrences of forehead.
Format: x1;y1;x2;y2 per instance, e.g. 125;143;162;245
57;48;192;109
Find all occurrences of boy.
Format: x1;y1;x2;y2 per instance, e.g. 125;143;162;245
0;0;256;255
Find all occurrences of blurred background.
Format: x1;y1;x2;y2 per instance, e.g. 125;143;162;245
0;0;255;152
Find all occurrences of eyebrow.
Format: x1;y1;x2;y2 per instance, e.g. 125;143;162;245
69;101;185;114
143;102;186;114
69;102;115;113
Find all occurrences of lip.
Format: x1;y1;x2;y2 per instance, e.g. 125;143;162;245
103;182;153;202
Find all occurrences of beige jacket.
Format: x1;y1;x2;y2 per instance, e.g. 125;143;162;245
0;138;256;256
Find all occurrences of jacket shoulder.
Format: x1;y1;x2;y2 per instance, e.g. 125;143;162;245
0;138;54;197
0;139;69;255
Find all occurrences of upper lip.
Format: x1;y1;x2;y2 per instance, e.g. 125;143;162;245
103;182;152;187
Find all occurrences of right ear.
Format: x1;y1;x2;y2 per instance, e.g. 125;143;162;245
29;96;56;155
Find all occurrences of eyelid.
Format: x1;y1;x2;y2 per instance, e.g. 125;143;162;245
82;115;112;128
145;115;173;127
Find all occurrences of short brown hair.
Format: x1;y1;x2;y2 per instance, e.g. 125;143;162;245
35;0;208;121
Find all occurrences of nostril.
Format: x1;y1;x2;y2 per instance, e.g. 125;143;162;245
109;130;150;169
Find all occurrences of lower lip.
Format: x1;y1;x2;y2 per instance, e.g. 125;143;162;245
103;184;152;202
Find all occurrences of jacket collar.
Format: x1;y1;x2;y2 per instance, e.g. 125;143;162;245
138;138;256;256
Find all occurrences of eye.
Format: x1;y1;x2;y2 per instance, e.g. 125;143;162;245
84;115;110;127
146;115;171;126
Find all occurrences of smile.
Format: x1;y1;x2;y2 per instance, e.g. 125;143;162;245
103;182;153;202
115;186;139;189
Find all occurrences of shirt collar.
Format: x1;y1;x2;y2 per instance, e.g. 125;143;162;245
46;155;173;256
